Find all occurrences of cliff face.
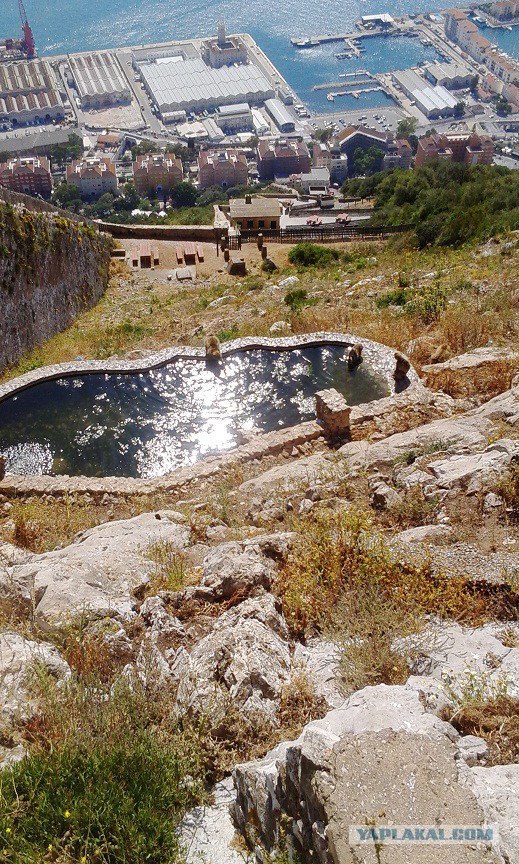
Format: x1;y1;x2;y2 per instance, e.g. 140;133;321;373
0;202;111;371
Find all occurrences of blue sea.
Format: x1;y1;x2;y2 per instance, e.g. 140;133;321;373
0;0;516;111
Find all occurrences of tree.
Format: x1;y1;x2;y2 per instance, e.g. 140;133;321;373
453;101;465;118
49;133;83;168
171;181;198;208
314;127;334;143
496;97;512;116
352;145;385;177
113;182;140;212
51;181;82;210
396;117;418;140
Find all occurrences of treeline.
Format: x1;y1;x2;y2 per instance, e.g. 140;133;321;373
342;162;519;247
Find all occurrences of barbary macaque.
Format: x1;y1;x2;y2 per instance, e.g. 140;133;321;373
347;343;363;370
204;334;222;361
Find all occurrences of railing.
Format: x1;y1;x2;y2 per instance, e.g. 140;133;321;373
228;223;413;247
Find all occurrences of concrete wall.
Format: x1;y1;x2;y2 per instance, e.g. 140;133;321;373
0;201;111;371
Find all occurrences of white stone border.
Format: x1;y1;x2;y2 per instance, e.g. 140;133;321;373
0;333;419;403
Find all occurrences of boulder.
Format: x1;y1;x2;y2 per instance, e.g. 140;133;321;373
233;685;503;864
7;511;191;624
176;593;291;722
193;540;275;602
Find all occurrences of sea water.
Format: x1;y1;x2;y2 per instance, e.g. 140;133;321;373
0;0;496;112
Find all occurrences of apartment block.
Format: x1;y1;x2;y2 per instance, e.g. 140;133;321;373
133;152;183;197
256;139;311;180
0;155;52;196
66;156;118;198
198;148;248;189
415;132;494;168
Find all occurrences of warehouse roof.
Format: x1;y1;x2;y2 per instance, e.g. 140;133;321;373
138;57;273;112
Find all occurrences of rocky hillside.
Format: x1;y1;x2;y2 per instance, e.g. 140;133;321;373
0;234;517;863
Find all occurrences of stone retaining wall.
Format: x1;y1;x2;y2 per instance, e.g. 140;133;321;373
0;204;111;371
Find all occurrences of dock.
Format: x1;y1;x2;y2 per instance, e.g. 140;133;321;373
290;27;390;47
313;77;373;91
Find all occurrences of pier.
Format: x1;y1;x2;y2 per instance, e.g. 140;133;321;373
313;77;373;91
290;27;388;47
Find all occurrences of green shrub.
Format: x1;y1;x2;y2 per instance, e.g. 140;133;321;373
288;243;339;269
217;324;240;342
375;286;410;308
0;674;207;864
284;289;317;314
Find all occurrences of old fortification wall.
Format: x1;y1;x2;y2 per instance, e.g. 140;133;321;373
0;196;111;371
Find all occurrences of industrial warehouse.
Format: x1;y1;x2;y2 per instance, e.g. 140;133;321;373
137;56;274;118
0;59;63;124
392;68;460;118
132;24;276;120
67;53;131;109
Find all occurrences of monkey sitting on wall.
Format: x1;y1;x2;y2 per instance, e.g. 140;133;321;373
347;343;363;370
205;334;222;362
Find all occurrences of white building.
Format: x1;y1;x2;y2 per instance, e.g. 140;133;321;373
137;56;274;117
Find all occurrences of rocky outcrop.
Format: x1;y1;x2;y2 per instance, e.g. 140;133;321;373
0;631;70;724
175;593;291;722
5;511;191;624
233;685;507;864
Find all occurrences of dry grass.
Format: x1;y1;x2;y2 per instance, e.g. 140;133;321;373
4;494;174;553
276;508;519;695
444;697;519;765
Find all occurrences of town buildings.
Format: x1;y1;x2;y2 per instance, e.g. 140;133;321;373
444;10;519;87
201;22;248;68
488;1;519;20
256;139;311;180
66;156;118;198
0;155;52;196
198;148;248;189
414;132;494;167
133;152;183;197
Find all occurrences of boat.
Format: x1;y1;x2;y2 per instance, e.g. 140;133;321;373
327;92;335;101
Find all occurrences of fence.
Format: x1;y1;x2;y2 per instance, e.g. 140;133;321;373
228;223;413;248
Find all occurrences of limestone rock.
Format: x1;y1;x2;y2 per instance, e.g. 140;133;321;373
179;777;249;864
393;524;454;545
464;764;519;864
194;539;275;601
7;511;191;623
427;440;518;493
0;632;70;724
233;685;504;864
176;593;291;721
292;640;343;708
370;480;402;510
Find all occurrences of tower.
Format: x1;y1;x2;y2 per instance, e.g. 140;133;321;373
217;20;226;48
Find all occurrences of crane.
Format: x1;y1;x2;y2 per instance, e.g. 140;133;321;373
18;0;35;59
